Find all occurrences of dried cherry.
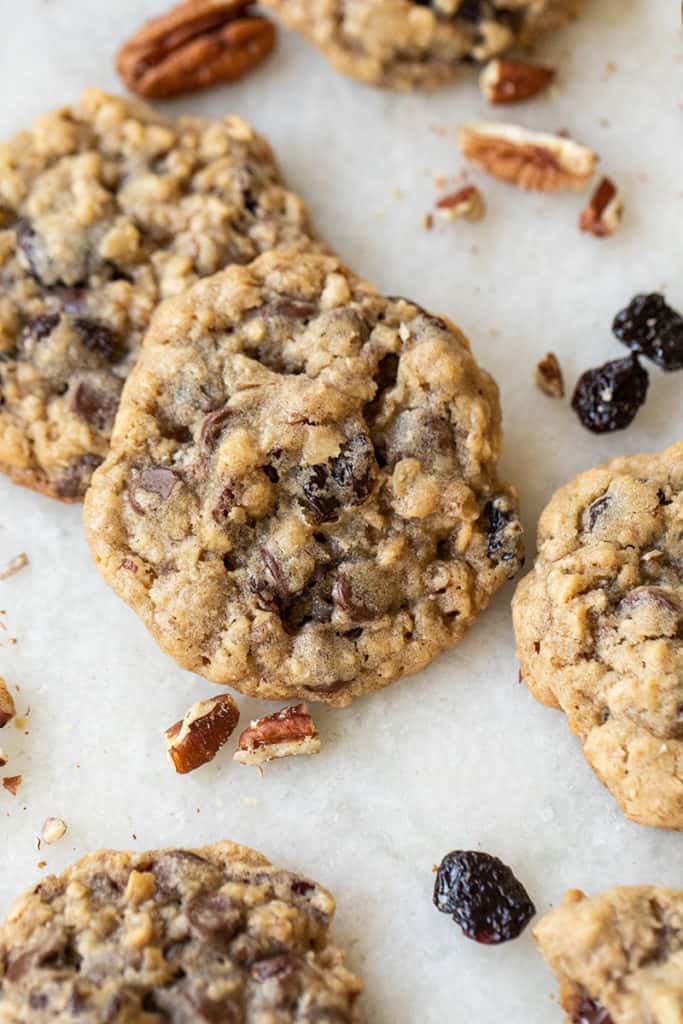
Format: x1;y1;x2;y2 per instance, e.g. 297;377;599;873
433;850;535;944
613;293;683;371
571;356;648;433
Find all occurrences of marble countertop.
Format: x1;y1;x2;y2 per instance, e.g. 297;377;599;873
1;1;681;1020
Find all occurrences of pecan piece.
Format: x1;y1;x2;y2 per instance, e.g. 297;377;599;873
0;553;29;581
480;59;555;105
117;0;276;99
457;122;596;192
234;703;320;767
0;678;16;729
535;352;565;398
165;694;240;774
2;775;22;796
435;185;486;222
579;177;624;237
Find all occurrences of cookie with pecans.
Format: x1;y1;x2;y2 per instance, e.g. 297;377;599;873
84;249;522;705
0;840;362;1022
261;0;581;91
0;89;316;501
513;443;683;829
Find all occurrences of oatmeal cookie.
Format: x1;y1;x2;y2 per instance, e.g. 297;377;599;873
535;886;683;1024
0;840;362;1022
0;89;315;501
512;444;683;829
84;249;522;705
261;0;581;91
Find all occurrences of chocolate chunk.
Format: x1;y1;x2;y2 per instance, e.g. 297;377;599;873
585;495;610;530
331;572;372;622
299;434;376;520
212;484;235;523
73;318;120;362
200;407;232;450
291;879;315;897
261;547;289;599
258;299;317;320
572;997;613;1024
137;466;179;499
186;892;242;940
15;219;42;280
619;586;679;614
19;314;60;351
55;453;103;499
250;954;296;981
72;381;119;431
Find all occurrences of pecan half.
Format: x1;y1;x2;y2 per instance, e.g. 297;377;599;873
480;59;555;105
165;694;240;774
535;352;565;398
234;703;320;767
435;185;486;222
0;678;16;729
117;0;276;99
579;177;624;237
457;122;596;192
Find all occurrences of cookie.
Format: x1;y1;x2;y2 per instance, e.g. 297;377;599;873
84;249;522;706
512;443;683;829
0;840;362;1022
535;886;683;1024
0;89;315;502
262;0;580;90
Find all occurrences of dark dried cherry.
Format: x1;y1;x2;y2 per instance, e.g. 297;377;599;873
73;318;120;362
613;293;683;371
299;434;375;523
484;497;522;576
571;355;648;433
433;850;535;944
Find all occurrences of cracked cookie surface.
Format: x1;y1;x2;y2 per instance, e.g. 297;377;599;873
0;89;315;501
0;840;362;1023
84;249;522;705
512;444;683;829
535;886;683;1024
261;0;580;90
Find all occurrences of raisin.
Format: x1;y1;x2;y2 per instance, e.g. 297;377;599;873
613;293;683;371
432;850;535;944
484;497;522;575
73;318;120;362
301;464;340;523
19;314;60;351
299;434;376;523
571;355;648;433
572;997;613;1024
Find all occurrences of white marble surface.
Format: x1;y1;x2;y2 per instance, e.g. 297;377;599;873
1;1;682;1020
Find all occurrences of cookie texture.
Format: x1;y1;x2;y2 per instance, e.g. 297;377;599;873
0;89;315;501
84;249;522;705
512;444;683;829
535;886;683;1024
262;0;580;90
0;840;362;1023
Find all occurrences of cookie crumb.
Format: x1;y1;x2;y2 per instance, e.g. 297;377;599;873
536;352;565;398
42;817;67;845
0;553;28;581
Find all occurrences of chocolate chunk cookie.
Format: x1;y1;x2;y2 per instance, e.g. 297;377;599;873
0;89;315;501
535;886;683;1024
84;249;522;705
261;0;581;90
0;841;362;1022
512;443;683;829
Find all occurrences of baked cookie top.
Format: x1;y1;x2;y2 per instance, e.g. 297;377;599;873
262;0;580;90
0;89;314;501
535;886;683;1024
84;249;522;705
512;443;683;829
0;841;361;1023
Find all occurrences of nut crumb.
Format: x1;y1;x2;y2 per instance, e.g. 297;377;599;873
480;59;555;105
234;703;320;767
0;749;7;767
536;353;565;398
0;678;15;728
421;213;435;230
0;553;28;581
165;693;240;774
457;122;596;192
42;817;67;845
2;775;22;795
37;860;47;869
579;176;624;237
436;185;486;222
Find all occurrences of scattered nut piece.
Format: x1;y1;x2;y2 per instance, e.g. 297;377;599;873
0;749;7;768
536;353;565;398
117;0;276;99
165;693;240;774
0;678;15;728
457;122;596;192
41;817;67;845
579;176;624;237
0;553;28;581
480;59;555;105
435;185;486;222
2;775;22;796
234;703;320;767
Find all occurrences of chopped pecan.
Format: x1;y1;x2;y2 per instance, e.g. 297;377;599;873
165;694;240;774
117;0;276;99
579;177;624;237
234;703;320;767
457;122;596;192
0;678;16;729
435;185;486;222
535;352;565;398
0;553;29;581
41;817;67;845
480;59;555;105
2;775;22;796
0;749;7;768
